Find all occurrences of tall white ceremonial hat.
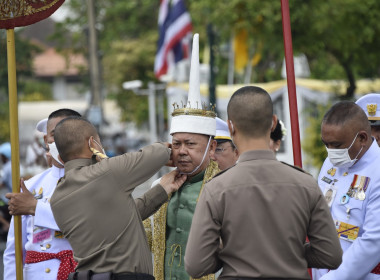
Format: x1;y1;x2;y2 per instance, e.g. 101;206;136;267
356;93;380;126
170;33;216;136
215;117;231;141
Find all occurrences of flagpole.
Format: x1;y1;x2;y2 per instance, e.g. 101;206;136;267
227;35;234;92
207;24;217;112
280;0;302;168
7;28;24;280
280;2;312;278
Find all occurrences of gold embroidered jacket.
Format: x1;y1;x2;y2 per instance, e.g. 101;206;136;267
144;160;220;280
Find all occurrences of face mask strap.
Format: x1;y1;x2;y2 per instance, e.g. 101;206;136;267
347;132;363;161
89;136;108;159
348;132;360;150
352;145;363;161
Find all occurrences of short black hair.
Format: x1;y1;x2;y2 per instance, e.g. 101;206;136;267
227;86;273;138
270;119;283;142
48;109;81;120
54;116;98;162
323;101;370;133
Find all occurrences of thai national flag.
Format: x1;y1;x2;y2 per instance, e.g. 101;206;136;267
154;0;192;79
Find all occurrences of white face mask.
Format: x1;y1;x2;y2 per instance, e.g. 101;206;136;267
326;132;363;168
48;142;64;166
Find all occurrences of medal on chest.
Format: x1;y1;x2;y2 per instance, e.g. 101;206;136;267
327;168;336;176
323;179;338;208
342;174;370;203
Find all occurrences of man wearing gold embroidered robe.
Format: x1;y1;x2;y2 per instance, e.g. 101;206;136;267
144;33;219;280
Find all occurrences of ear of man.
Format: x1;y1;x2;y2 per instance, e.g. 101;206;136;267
271;115;278;133
228;120;234;136
358;130;369;144
209;139;217;158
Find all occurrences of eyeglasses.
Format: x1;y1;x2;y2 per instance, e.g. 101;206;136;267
215;147;232;154
215;147;225;154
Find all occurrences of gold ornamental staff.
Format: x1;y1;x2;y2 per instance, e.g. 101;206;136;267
1;1;66;279
6;28;23;280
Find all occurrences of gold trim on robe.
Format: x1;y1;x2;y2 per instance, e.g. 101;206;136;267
144;160;220;280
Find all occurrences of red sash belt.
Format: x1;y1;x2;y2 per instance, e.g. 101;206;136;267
25;250;77;280
372;263;380;275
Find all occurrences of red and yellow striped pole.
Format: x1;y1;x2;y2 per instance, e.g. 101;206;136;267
7;28;24;280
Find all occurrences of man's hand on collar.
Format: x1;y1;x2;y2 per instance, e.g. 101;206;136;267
160;169;187;195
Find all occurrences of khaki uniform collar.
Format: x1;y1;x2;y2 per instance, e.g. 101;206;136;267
187;169;206;184
238;150;277;163
64;156;97;173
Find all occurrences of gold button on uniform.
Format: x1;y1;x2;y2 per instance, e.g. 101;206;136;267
46;244;51;249
45;268;51;273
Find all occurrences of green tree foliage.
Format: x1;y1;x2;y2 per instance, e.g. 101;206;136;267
54;0;159;124
292;0;380;99
100;1;160;125
190;1;284;83
103;35;158;124
188;0;380;169
0;31;40;143
56;0;380;130
302;103;331;171
20;80;53;101
190;0;380;98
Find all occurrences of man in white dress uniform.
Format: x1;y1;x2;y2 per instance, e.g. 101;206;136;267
313;101;380;280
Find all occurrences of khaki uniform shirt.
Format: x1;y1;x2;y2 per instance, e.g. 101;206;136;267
51;143;171;274
185;150;342;279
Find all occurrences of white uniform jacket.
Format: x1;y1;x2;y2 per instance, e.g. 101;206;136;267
3;165;72;280
313;140;380;280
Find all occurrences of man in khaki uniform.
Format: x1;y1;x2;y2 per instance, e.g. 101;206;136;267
185;86;343;280
145;34;219;280
51;117;187;280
